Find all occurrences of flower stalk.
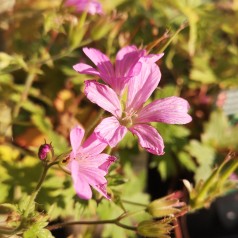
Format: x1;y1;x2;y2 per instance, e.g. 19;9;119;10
12;71;36;120
46;211;139;232
22;160;58;219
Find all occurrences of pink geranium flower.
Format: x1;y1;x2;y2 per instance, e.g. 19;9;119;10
82;56;192;155
73;45;147;95
68;125;116;200
65;0;103;15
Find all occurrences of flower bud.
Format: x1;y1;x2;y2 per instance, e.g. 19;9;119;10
0;204;20;233
38;142;54;161
147;192;186;218
137;219;174;238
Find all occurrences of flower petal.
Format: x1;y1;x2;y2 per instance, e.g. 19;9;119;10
83;47;114;85
98;154;117;172
65;0;103;15
126;59;162;111
136;97;192;124
71;156;109;199
85;80;122;117
70;159;92;200
109;46;144;94
80;153;116;173
129;124;164;155
80;166;108;198
144;53;164;63
73;63;100;76
83;0;103;15
95;117;127;147
93;182;111;199
115;47;143;76
81;132;107;155
70;126;84;157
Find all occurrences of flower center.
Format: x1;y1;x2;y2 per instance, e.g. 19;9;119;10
119;110;138;128
74;152;88;161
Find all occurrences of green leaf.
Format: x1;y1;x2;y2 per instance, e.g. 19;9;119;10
0;102;12;137
154;85;178;99
23;221;54;238
68;18;87;50
31;113;52;132
118;132;137;149
91;18;114;41
190;54;217;83
178;151;196;172
0;183;9;203
202;110;238;149
43;11;65;34
186;140;216;183
155;123;190;143
38;229;55;238
18;195;35;215
156;151;177;180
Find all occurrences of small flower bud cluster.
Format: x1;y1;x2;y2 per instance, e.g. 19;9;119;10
147;192;187;218
137;219;174;238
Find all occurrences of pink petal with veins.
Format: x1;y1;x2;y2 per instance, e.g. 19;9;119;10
129;124;164;155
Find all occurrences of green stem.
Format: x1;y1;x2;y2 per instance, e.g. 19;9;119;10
22;161;57;218
47;217;136;232
85;109;105;138
219;158;238;186
192;153;237;209
121;199;147;207
47;219;115;231
117;210;145;221
12;72;35;119
47;210;144;232
158;22;188;53
22;163;49;218
115;221;137;231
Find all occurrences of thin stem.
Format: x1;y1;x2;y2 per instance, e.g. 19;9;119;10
117;210;145;221
22;163;49;218
115;221;137;231
158;21;188;53
174;218;183;238
85;109;105;138
58;162;71;175
121;199;147;207
47;218;137;232
219;158;238;186
47;219;116;231
22;161;57;218
12;72;35;119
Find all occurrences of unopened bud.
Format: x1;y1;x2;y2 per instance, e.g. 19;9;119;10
0;204;20;233
38;142;54;161
137;219;174;238
147;192;186;218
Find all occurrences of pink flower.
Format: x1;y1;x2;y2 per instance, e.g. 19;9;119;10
83;56;192;155
73;45;147;95
65;0;103;15
69;125;116;200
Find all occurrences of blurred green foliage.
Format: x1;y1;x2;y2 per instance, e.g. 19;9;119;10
1;0;238;237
